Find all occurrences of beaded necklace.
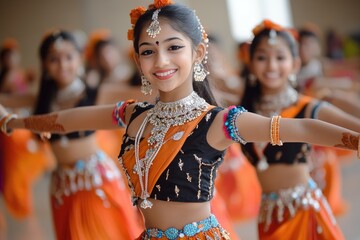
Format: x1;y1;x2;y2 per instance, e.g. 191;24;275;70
134;91;208;209
255;86;298;117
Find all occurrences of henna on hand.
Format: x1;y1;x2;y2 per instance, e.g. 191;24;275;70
24;114;65;133
334;132;359;150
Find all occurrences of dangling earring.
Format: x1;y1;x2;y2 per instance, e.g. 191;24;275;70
288;73;298;88
248;73;257;86
141;75;152;95
193;62;207;82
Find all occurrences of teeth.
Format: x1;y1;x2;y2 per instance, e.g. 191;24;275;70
265;72;279;78
155;70;175;77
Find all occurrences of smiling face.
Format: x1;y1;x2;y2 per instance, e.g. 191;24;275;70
44;40;81;89
251;36;299;94
135;20;205;101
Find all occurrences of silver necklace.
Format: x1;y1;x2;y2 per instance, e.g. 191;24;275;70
255;86;298;117
134;91;208;209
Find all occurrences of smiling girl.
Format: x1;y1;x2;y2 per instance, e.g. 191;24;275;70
0;2;359;240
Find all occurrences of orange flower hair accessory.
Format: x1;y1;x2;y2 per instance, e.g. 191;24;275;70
252;19;284;36
1;38;19;50
128;6;147;41
127;0;174;41
149;0;174;9
84;29;111;62
238;41;251;66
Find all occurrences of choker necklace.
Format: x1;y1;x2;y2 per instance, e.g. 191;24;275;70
55;78;86;104
255;86;298;117
134;91;208;209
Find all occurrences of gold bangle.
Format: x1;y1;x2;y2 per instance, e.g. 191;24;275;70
270;116;283;146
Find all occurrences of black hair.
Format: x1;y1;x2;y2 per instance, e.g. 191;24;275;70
92;38;116;79
132;4;217;105
298;29;319;42
240;29;298;111
33;30;81;115
0;48;12;91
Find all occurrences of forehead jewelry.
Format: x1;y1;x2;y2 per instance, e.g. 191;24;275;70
147;9;161;38
54;36;64;50
268;29;277;45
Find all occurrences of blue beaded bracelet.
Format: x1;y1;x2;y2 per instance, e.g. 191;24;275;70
223;106;247;144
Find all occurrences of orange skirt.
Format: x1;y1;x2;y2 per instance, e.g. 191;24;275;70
216;143;261;222
0;130;55;218
211;189;241;240
258;180;344;240
310;146;348;216
51;150;143;240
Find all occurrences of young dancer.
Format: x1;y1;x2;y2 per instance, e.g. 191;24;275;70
1;3;359;240
240;19;360;239
1;30;143;239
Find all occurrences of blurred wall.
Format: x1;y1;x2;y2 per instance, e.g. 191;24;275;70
0;0;359;70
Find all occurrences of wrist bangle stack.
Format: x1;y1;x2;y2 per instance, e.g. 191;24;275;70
0;114;17;136
270;116;283;146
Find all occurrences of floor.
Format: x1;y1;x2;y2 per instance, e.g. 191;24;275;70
1;155;360;240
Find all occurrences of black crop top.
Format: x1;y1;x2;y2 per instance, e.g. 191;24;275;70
49;87;97;142
241;102;312;167
119;103;225;203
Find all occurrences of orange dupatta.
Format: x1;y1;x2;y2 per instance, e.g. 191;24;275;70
281;95;312;118
121;106;215;198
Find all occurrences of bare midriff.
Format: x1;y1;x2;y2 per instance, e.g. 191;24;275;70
257;163;311;193
50;135;99;165
140;199;211;230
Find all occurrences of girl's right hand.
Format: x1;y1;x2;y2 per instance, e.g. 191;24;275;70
0;104;10;120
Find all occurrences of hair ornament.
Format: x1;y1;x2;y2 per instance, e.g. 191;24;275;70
268;29;277;45
128;6;147;40
238;41;251;66
252;19;283;36
147;9;161;38
1;38;19;50
127;0;173;41
84;29;111;62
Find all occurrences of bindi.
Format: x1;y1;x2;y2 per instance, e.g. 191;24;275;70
155;41;159;46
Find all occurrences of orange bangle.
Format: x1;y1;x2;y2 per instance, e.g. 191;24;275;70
270;116;283;146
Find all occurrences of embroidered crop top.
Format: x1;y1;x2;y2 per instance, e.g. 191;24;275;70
118;102;225;203
49;87;97;142
241;100;313;167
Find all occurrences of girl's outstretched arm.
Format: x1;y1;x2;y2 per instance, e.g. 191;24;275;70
237;112;359;153
0;104;118;134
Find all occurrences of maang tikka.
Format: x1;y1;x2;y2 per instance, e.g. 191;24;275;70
193;13;209;82
147;9;161;38
268;29;277;45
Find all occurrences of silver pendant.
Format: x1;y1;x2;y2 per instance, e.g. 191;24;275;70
257;156;269;171
140;199;153;209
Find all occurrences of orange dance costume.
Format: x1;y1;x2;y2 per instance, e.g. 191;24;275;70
114;96;235;239
216;143;261;222
241;95;345;240
50;150;143;240
46;87;142;240
0;130;54;218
